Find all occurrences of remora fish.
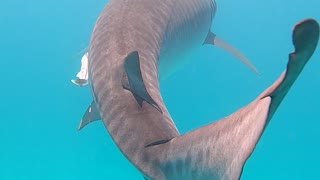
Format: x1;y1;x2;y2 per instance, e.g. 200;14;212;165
76;0;319;179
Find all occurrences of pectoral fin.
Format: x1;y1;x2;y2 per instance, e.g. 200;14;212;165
204;32;259;74
78;101;101;130
122;51;162;113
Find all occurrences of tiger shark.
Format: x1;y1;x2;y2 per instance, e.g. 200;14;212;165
75;0;319;179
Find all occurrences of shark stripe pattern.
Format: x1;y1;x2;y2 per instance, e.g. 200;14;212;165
76;0;319;179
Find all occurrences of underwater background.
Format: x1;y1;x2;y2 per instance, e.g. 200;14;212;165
1;0;320;179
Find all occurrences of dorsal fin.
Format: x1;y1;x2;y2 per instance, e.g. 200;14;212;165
122;51;162;113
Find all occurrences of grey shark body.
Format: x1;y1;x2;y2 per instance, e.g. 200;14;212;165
79;0;319;179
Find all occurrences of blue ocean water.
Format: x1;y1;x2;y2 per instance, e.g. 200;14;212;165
0;0;319;179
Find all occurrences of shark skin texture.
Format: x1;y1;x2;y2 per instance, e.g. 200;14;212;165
75;0;319;179
144;20;319;180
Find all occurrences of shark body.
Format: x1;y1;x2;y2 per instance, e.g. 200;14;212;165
77;0;319;179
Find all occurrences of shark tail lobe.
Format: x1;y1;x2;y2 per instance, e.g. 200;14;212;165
146;19;319;180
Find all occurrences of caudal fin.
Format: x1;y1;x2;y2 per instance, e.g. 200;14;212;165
146;19;319;180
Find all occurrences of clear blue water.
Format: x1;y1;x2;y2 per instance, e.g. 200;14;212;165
1;0;319;179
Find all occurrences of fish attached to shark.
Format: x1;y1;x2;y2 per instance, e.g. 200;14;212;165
74;0;319;179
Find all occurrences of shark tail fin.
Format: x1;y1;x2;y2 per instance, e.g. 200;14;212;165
204;32;260;75
257;18;319;122
147;19;319;180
